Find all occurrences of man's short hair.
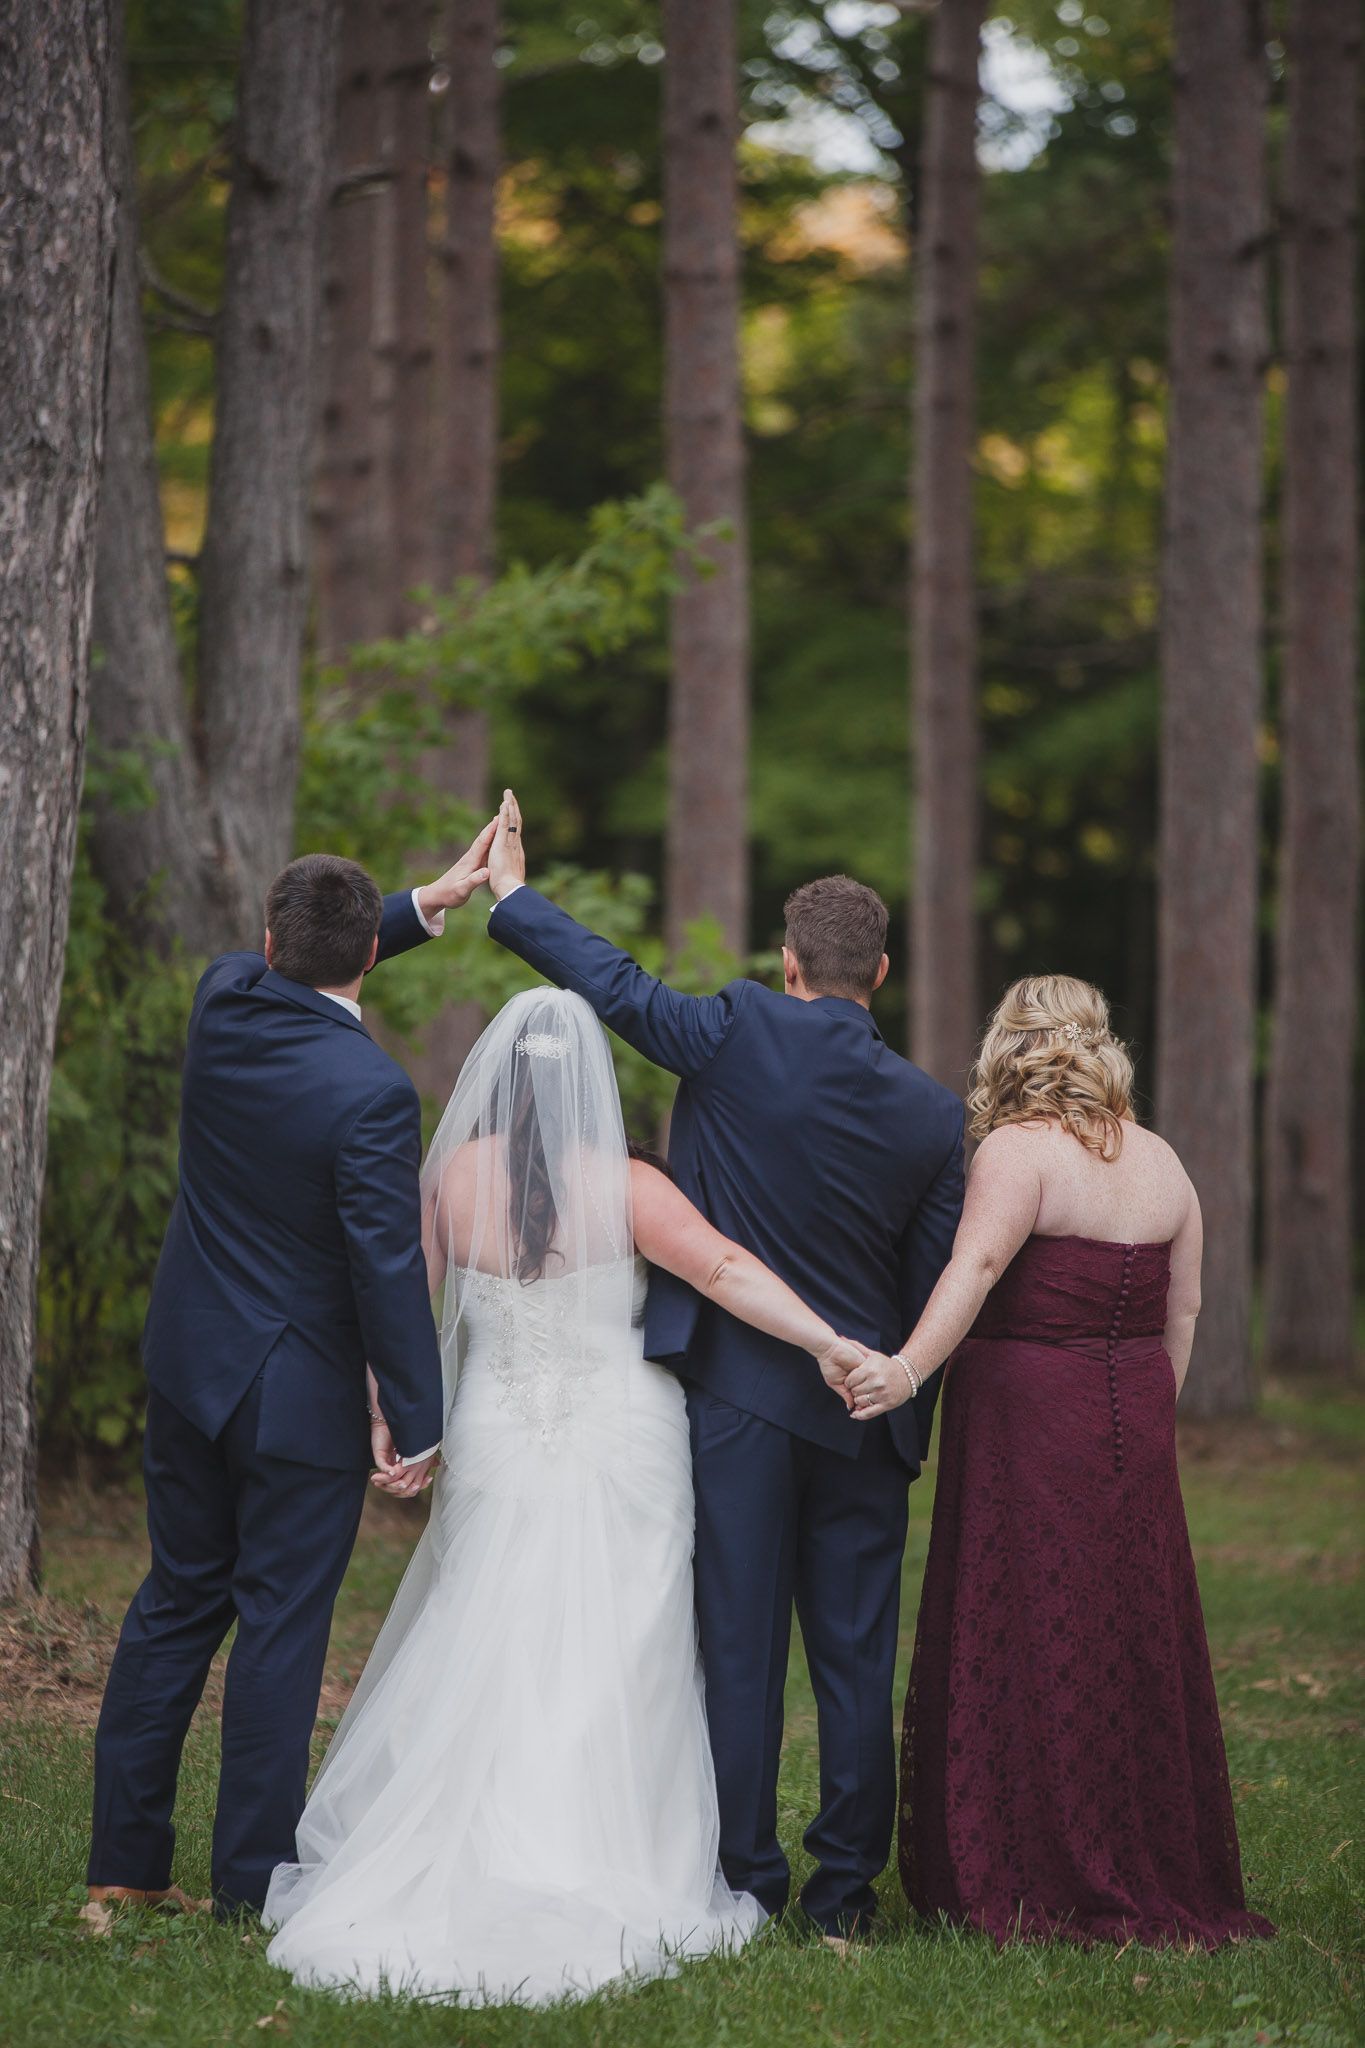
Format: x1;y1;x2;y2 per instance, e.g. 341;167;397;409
265;854;384;988
782;875;889;1000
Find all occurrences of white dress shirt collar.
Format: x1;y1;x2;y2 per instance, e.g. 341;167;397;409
315;988;362;1022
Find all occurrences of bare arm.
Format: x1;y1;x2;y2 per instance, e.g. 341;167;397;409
846;1127;1043;1418
630;1161;863;1406
1163;1182;1202;1397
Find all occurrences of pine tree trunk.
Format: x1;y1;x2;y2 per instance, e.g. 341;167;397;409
662;0;750;957
414;0;499;1095
89;3;231;950
434;0;498;604
1157;0;1269;1418
1263;0;1360;1378
198;0;339;939
0;0;117;1598
314;0;391;662
379;0;434;625
909;0;983;1090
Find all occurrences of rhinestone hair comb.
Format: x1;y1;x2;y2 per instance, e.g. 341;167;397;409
515;1032;570;1060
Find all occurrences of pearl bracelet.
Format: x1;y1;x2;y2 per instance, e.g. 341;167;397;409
892;1352;922;1398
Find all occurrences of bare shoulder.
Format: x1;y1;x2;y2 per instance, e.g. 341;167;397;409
1122;1121;1195;1189
628;1154;683;1215
434;1130;503;1193
970;1122;1050;1174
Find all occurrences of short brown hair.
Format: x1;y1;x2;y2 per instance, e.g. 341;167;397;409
265;854;384;987
783;875;889;999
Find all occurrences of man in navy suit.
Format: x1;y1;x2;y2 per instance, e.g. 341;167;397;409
88;826;495;1918
485;792;964;1938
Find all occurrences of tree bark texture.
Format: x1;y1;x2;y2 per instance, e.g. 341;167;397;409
413;0;500;1096
379;0;435;625
1263;0;1361;1377
89;6;228;945
1156;0;1269;1418
0;0;117;1597
662;0;750;957
314;0;392;661
909;0;984;1091
197;0;340;937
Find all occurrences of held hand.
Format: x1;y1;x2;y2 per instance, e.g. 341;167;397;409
845;1350;916;1420
814;1334;868;1412
370;1451;439;1500
488;788;527;902
846;1350;919;1418
370;1410;401;1479
418;815;500;919
367;1368;402;1477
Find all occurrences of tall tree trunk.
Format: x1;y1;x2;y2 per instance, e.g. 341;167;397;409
662;0;749;957
1263;0;1361;1377
315;0;391;662
89;2;228;946
0;0;116;1597
198;0;339;938
433;0;499;603
908;0;983;1090
379;0;435;626
413;0;500;1096
1157;0;1269;1418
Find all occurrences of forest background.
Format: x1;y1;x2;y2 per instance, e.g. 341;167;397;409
15;0;1362;1499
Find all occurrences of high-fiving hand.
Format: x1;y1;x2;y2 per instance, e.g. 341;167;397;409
416;814;501;923
488;787;526;902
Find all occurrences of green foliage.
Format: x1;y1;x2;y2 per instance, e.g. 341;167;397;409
350;483;704;707
38;832;196;1457
43;493;754;1456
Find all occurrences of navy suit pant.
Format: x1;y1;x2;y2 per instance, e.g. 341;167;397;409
687;1388;909;1934
88;1379;366;1914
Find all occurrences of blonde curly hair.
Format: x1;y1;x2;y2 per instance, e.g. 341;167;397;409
967;975;1135;1159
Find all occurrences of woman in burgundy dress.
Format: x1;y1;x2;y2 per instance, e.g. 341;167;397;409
846;976;1274;1949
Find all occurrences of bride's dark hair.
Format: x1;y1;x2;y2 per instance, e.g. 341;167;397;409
504;1077;562;1285
626;1139;673;1180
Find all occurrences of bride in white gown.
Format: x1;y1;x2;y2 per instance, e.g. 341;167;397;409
264;987;864;2005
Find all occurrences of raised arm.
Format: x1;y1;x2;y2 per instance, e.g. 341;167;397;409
485;791;740;1079
846;1126;1042;1419
629;1161;863;1405
373;815;500;965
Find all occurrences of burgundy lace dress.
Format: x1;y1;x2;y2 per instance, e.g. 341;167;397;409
898;1234;1274;1948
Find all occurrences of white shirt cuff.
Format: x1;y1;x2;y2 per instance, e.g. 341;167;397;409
399;1442;441;1466
411;887;445;939
489;883;524;917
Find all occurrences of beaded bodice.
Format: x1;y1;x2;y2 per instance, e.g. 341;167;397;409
455;1256;648;1445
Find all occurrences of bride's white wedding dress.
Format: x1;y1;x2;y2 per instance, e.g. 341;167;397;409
264;1234;763;2002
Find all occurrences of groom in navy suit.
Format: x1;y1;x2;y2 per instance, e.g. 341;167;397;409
88;826;495;1917
486;792;964;1937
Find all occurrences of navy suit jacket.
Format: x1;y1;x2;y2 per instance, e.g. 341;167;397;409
489;887;965;1474
141;891;445;1470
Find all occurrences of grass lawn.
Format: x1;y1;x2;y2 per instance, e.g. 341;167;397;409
1;1388;1360;2048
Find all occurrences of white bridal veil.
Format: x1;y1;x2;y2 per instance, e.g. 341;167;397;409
419;984;638;1441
